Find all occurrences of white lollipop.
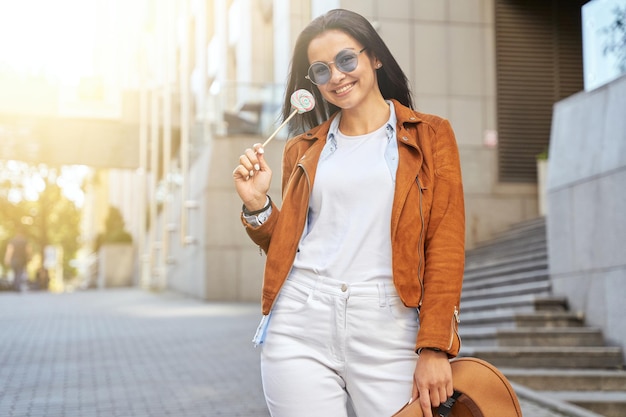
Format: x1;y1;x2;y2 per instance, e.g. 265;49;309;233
290;89;316;113
262;89;316;147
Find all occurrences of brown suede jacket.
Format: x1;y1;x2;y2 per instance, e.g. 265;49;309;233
242;99;465;357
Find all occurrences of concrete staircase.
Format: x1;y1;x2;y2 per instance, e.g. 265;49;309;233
459;218;626;417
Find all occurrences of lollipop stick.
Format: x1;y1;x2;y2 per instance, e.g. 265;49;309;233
262;108;298;148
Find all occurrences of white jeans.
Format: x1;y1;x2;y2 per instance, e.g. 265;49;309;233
260;270;419;417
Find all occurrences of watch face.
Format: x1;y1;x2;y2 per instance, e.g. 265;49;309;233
257;210;270;224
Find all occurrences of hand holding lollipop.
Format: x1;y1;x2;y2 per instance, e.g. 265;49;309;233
233;89;316;209
262;89;316;147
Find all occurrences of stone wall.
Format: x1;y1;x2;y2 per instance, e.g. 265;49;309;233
547;74;626;355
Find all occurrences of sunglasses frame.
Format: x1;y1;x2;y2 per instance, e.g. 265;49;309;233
305;47;368;85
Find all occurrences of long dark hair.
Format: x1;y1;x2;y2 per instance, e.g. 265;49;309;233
281;9;414;135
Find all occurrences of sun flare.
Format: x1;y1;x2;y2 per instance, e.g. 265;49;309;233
0;0;98;84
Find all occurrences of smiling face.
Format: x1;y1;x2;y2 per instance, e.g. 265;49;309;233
307;29;383;112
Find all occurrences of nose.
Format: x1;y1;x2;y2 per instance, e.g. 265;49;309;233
328;63;346;84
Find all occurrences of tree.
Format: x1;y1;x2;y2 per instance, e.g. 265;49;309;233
602;6;626;73
30;182;81;277
0;161;82;280
94;206;133;252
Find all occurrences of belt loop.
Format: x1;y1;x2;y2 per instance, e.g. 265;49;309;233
378;282;386;307
311;276;321;300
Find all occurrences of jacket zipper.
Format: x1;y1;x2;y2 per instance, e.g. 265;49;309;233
297;161;312;244
448;306;461;350
297;162;312;208
415;176;426;307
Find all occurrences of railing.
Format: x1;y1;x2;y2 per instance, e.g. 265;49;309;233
203;81;285;138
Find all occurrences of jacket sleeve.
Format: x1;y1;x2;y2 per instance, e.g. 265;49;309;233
415;119;465;357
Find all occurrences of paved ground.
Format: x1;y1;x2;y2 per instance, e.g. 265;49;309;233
0;288;579;417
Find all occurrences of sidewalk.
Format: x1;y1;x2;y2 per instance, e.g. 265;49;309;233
0;289;581;417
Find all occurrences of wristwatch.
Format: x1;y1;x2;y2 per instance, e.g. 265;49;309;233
243;208;270;226
242;196;272;226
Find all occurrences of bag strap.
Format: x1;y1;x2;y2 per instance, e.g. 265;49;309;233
436;390;462;417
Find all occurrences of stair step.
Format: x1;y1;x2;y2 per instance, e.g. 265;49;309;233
496;216;547;234
462;269;549;291
501;368;626;391
461;347;624;369
464;257;548;281
472;218;546;245
473;220;545;240
465;251;547;275
467;230;546;251
495;327;605;347
462;280;551;301
461;294;566;313
460;327;606;347
467;237;546;254
461;310;584;329
543;391;626;417
514;311;585;327
465;240;547;263
466;238;547;260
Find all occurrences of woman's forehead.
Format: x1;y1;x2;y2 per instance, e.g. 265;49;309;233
307;30;361;61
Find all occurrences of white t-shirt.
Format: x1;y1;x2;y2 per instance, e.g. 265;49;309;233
291;120;394;283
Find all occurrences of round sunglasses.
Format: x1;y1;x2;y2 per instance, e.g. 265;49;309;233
305;47;367;85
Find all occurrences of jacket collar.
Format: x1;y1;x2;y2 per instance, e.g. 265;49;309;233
295;113;336;143
390;99;423;150
296;99;422;146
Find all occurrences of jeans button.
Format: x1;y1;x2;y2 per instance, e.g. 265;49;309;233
341;284;348;292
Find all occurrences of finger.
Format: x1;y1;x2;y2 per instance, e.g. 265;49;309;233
239;153;256;177
446;379;454;398
411;384;419;404
243;147;261;172
429;388;441;409
419;392;433;417
252;144;270;170
432;385;447;408
232;165;250;181
238;153;253;170
252;143;264;155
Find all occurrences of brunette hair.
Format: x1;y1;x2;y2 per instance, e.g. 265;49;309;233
281;9;414;134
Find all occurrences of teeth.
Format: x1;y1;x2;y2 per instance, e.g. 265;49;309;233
335;83;354;94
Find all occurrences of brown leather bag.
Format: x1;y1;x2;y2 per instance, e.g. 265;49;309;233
391;357;523;417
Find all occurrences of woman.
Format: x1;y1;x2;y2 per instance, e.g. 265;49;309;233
232;9;464;417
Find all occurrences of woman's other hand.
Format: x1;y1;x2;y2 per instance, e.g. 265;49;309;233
411;349;453;417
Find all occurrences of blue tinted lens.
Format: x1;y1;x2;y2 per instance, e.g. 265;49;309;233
308;63;331;85
335;50;358;72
